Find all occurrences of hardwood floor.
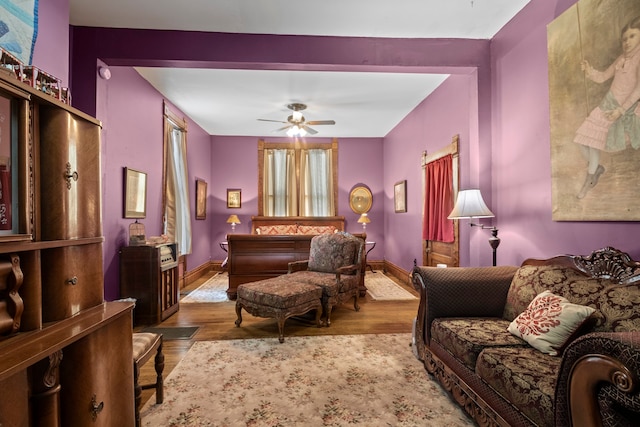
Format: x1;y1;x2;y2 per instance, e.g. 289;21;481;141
136;270;420;408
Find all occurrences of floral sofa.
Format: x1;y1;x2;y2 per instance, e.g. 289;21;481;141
411;247;640;427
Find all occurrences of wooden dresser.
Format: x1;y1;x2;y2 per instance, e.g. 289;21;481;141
0;73;135;426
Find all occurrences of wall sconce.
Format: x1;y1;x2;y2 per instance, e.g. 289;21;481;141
226;214;240;232
357;213;370;231
448;189;500;266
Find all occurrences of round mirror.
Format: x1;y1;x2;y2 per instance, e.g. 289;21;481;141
349;186;373;214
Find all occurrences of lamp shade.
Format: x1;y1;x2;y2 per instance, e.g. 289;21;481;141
226;214;240;224
357;213;371;224
448;189;494;219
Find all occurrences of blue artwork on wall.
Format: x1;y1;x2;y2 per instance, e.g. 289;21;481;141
0;0;38;64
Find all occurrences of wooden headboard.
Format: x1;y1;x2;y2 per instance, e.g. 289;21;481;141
250;216;345;234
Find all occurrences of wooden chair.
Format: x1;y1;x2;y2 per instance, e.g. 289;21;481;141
132;332;164;427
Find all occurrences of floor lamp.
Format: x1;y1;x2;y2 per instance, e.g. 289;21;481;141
448;189;500;266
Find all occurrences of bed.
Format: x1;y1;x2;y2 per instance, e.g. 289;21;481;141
226;216;366;299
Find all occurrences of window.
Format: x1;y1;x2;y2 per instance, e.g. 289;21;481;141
163;102;191;255
258;139;338;217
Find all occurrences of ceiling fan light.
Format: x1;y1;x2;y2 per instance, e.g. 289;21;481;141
286;127;297;137
298;127;307;137
292;111;303;121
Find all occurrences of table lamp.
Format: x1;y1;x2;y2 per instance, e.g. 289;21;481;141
357;213;370;231
226;214;240;232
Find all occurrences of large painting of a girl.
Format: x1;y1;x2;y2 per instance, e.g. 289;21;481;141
548;0;640;220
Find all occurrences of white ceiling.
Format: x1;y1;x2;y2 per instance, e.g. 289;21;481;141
69;0;531;137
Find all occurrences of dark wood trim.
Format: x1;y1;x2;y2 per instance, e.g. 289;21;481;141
182;259;212;288
382;259;411;285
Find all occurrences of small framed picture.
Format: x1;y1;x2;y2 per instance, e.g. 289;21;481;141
227;188;241;208
196;179;207;220
123;167;147;219
394;180;407;213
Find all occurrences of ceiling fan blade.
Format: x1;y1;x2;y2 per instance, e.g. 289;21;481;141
275;125;292;132
305;120;335;126
302;125;318;135
258;118;288;124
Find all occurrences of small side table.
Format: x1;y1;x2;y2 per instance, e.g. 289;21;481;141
220;241;228;269
365;241;376;273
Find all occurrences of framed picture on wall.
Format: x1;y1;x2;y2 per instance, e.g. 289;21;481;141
548;0;640;220
196;179;207;220
227;188;241;208
123;167;147;219
394;180;407;213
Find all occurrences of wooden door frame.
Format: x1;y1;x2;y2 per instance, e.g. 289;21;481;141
422;135;460;267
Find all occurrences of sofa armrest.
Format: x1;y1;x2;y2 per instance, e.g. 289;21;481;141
555;332;640;427
411;266;518;347
288;260;309;273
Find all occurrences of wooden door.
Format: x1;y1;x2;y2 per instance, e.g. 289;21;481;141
422;135;459;267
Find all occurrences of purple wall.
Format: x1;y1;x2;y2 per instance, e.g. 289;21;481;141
31;0;69;84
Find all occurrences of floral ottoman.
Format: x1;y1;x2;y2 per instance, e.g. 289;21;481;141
235;275;323;343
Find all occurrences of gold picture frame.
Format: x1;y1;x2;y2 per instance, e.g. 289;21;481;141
349;185;373;214
227;188;241;209
123;167;147;219
394;180;407;213
196;179;207;220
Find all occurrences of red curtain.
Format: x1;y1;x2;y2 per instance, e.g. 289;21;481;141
422;154;454;242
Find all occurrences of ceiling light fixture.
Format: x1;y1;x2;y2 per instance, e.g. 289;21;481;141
286;125;307;137
292;110;303;121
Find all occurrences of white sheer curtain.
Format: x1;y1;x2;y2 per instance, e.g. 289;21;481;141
263;148;297;216
299;148;333;216
165;126;192;255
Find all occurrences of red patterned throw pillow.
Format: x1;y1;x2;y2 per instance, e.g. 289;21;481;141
508;290;595;356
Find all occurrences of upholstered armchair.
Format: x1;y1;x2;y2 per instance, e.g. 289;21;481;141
288;232;364;326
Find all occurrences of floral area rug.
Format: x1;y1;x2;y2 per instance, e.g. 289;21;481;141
181;272;229;303
141;333;473;426
365;271;417;301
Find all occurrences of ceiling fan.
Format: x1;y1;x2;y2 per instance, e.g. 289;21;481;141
258;103;335;136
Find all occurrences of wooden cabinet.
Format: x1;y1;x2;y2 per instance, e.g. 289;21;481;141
0;73;135;426
120;243;179;326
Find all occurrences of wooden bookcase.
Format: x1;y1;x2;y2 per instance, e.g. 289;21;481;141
0;73;135;426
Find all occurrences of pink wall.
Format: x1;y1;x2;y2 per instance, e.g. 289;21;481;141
209;136;384;262
490;0;640;264
68;25;494;288
384;73;477;269
32;0;640;301
95;67;212;300
31;0;69;84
